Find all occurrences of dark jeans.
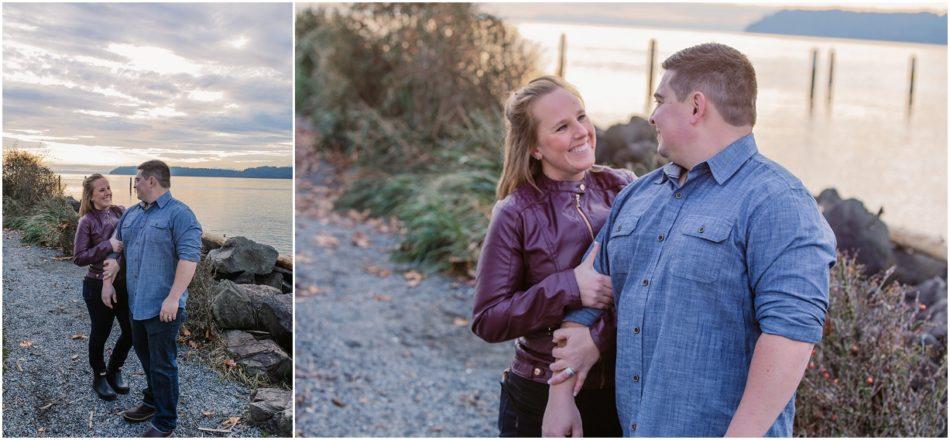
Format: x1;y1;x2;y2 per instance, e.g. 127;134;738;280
131;308;186;433
81;277;132;375
498;370;622;437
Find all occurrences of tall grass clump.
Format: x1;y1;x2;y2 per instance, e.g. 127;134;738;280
2;149;77;254
795;256;947;436
296;3;540;273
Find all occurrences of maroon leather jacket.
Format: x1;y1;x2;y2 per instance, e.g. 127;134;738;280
472;166;634;387
73;205;125;280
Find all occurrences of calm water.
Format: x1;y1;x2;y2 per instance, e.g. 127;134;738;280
61;174;292;255
516;21;948;240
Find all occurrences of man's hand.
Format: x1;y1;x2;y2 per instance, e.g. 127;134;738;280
542;387;583;437
549;326;600;395
101;282;117;309
103;258;120;279
109;237;123;253
574;242;613;309
159;296;179;322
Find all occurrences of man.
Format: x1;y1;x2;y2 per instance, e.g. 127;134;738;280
548;43;836;436
104;160;202;437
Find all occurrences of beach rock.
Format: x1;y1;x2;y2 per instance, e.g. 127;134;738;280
596;117;662;174
247;388;292;436
893;247;947;285
222;330;291;383
212;280;292;351
907;277;947;309
905;277;948;343
815;188;842;212
201;235;223;253
822;197;895;275
207;236;278;276
256;271;285;291
65;196;80;213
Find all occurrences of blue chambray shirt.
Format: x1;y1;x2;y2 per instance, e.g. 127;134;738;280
567;134;836;437
115;191;202;321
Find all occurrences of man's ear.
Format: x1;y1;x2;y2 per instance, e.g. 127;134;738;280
690;91;706;123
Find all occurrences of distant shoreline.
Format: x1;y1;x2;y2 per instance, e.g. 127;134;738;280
108;165;292;179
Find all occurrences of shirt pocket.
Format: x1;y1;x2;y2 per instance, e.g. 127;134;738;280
146;219;173;245
671;215;735;283
606;214;640;275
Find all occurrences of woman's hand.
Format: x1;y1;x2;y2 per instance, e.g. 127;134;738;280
103;258;120;279
109;237;123;253
549;326;600;395
573;242;612;309
101;280;116;309
542;381;583;437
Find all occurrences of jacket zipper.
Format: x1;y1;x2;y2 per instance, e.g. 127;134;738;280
575;194;594;240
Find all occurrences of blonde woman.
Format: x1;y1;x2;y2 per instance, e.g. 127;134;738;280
472;76;634;437
72;174;131;400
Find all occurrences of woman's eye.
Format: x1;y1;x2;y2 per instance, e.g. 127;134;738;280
578;114;586;121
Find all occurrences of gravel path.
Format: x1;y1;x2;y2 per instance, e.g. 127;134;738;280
293;157;511;436
1;230;262;438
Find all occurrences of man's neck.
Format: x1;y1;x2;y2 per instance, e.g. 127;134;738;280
678;127;753;171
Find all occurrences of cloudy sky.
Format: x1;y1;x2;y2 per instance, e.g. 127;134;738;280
3;3;292;172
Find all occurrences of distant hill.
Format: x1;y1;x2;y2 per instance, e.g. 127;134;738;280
746;9;947;45
109;166;292;179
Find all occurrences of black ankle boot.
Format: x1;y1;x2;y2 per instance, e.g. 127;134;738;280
106;368;130;394
93;372;118;401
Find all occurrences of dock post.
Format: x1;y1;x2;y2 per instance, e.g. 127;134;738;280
826;49;835;104
908;55;917;111
645;38;657;114
809;48;818;111
557;34;566;78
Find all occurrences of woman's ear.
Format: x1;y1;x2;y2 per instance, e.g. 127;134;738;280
532;149;542;160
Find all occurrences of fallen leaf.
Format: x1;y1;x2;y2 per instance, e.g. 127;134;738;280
38;427;45;433
313;233;340;248
71;354;79;361
70;333;87;340
202;410;215;417
404;271;424;288
298;285;322;297
331;397;346;407
19;340;33;348
351;231;371;248
223;359;237;368
372;294;392;302
220;416;241;429
364;265;392;278
181;327;192;337
453;317;468;326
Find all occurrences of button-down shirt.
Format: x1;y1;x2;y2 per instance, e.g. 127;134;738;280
568;134;836;436
115;191;202;320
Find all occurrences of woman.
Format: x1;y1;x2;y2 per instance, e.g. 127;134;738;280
472;76;634;437
73;174;132;400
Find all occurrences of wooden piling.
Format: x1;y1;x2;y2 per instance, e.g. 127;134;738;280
826;49;835;103
557;33;566;78
908;55;917;110
129;177;132;195
809;48;818;110
645;39;657;113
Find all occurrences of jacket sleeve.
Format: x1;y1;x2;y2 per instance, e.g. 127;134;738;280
72;216;112;266
471;202;584;343
587;308;617;356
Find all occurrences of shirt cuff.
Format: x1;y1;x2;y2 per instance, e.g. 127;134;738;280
564;307;602;327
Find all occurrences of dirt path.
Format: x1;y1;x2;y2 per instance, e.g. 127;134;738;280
293;156;511;436
1;230;261;437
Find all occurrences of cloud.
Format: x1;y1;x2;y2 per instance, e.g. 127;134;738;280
2;3;292;169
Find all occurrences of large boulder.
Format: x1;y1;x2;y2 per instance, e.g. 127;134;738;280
255;271;285;291
207;236;278;276
247;388;292;437
596;116;663;175
65;196;81;213
223;330;291;383
821;197;895;276
212;280;292;351
905;277;947;344
893;247;948;286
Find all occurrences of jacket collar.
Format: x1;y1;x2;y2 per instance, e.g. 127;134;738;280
535;169;592;193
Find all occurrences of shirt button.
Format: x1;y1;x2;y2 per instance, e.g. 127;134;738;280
699;226;705;233
533;368;542;377
633;374;640;382
674;192;682;199
631;423;638;432
633;327;640;334
657;234;664;242
641;279;649;286
579;183;586;191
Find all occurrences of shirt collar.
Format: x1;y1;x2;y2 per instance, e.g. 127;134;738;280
141;191;173;210
705;134;757;185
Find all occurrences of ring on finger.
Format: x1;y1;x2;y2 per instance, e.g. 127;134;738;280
564;367;576;378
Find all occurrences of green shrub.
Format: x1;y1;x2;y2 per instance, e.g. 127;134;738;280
16;196;78;255
297;3;538;273
795;256;947;436
184;257;220;343
2;148;63;213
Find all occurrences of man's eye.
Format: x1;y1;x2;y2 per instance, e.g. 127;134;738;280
556;125;566;132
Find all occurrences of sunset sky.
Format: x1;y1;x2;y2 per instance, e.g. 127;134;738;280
2;3;292;172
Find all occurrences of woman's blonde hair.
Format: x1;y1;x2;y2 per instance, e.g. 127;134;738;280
78;173;107;217
496;75;586;200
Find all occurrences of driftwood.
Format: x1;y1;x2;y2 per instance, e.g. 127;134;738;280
201;232;292;271
891;226;947;262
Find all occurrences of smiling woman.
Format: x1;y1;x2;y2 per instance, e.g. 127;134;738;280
2;2;293;438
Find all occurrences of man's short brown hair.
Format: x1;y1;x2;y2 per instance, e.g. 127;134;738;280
138;160;171;188
661;43;757;127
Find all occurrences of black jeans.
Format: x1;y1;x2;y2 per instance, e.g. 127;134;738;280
81;277;132;375
131;308;186;433
498;370;622;437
